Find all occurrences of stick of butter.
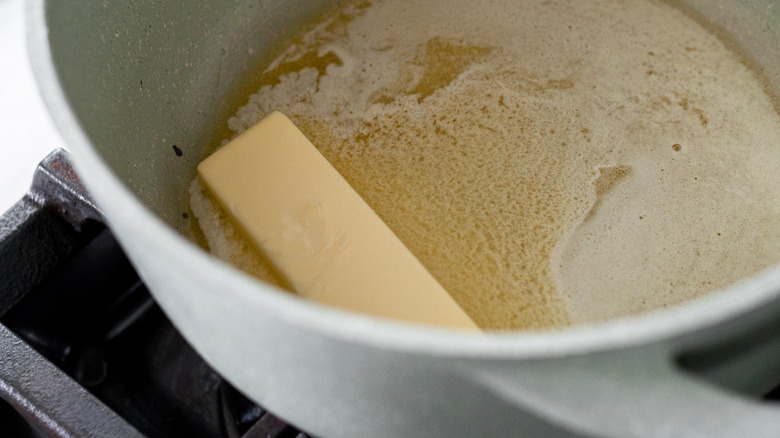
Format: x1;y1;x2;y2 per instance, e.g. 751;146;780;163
198;111;478;329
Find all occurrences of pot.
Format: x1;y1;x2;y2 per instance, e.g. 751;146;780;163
26;0;780;436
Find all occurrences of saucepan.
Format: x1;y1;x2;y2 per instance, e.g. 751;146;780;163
26;0;780;436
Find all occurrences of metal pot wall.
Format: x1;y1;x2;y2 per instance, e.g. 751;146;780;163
27;0;780;436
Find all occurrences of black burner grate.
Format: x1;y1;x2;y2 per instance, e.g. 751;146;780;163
0;150;310;438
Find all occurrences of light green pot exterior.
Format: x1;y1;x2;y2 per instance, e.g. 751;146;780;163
27;1;780;436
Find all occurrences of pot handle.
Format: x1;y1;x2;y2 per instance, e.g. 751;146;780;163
469;343;780;437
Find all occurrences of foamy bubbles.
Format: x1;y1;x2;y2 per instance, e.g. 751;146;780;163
194;0;780;330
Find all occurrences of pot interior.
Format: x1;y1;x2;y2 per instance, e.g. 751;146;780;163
45;0;334;228
41;0;780;330
44;0;778;229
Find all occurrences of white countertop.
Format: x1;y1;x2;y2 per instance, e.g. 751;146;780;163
0;0;67;214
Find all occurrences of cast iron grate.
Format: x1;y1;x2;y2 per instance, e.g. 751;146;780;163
0;150;311;438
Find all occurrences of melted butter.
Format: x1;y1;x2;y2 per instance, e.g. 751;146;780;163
193;0;780;330
409;38;494;103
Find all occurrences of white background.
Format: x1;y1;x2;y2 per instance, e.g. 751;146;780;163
0;0;67;214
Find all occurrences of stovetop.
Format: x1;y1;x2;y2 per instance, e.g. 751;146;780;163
0;150;311;437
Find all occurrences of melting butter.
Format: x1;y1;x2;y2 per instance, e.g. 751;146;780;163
197;111;478;329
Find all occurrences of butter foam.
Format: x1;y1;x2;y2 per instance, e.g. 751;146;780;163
192;0;780;330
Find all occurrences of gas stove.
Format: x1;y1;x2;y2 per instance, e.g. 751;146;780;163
0;150;311;437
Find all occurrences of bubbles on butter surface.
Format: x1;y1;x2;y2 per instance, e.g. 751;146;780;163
204;0;780;330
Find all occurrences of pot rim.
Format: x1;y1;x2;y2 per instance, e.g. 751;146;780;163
27;0;780;360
